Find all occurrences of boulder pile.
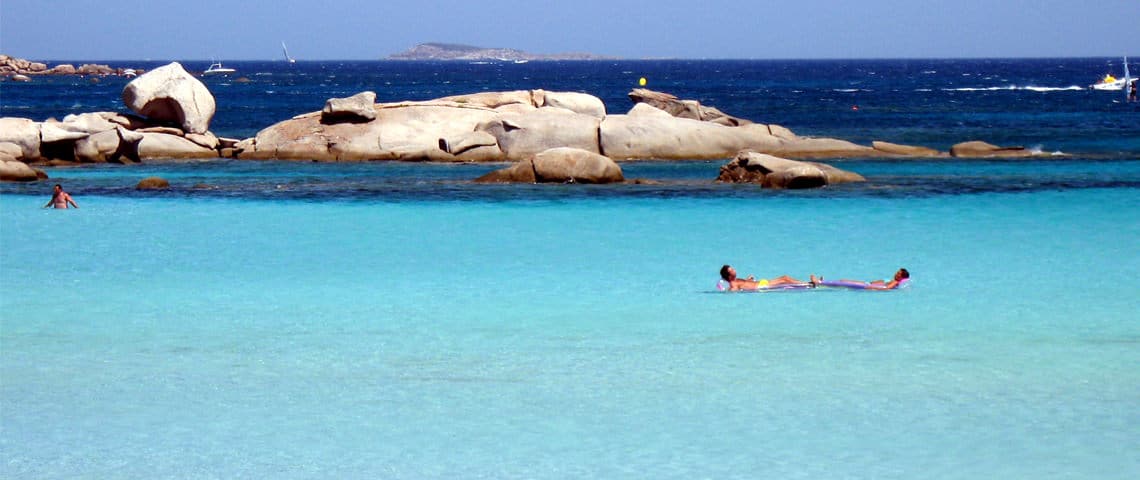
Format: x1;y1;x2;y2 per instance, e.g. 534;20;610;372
0;62;234;179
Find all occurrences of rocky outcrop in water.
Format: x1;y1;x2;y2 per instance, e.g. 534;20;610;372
717;151;866;189
0;62;226;174
0;59;1051;187
244;87;909;163
475;147;624;184
949;140;1035;158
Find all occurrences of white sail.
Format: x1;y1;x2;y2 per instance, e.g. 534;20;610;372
282;42;296;63
1124;56;1131;101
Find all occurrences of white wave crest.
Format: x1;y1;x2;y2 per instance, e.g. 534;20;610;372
942;85;1083;92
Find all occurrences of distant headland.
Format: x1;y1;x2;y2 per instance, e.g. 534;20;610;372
387;43;617;61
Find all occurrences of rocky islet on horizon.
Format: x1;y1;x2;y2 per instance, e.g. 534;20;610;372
1;55;144;81
1;60;1044;185
387;43;616;61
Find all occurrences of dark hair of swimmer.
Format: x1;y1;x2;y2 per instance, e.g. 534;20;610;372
898;268;910;279
720;265;733;281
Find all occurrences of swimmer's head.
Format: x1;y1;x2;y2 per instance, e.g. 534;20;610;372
720;265;735;281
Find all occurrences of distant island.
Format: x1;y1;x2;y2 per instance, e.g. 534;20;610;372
387;43;616;61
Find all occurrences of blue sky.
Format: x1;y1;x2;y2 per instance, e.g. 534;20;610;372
2;0;1137;60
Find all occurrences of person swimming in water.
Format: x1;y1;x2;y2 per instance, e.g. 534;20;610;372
43;184;78;209
719;265;807;291
810;268;909;290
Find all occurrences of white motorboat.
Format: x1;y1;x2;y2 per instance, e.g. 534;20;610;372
1091;74;1127;91
1090;56;1131;92
203;62;236;76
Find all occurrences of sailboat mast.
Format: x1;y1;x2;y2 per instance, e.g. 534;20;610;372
1124;56;1131;102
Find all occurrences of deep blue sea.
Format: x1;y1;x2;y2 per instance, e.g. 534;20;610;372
2;59;1138;479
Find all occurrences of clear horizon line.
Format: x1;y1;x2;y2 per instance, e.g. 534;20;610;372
6;54;1136;63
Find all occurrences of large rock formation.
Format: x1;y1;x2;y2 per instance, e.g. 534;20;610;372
242;87;960;163
717;151;865;189
0;62;224;177
243;101;503;161
476;147;624;184
121;62;216;134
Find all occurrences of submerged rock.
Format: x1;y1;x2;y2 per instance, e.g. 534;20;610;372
136;176;170;189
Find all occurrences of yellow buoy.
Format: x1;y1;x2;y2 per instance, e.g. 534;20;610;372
638;77;647;86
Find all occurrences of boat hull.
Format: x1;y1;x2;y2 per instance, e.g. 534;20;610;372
1090;79;1127;91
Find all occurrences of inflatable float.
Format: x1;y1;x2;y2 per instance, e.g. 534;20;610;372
716;280;814;292
816;279;910;290
716;279;909;292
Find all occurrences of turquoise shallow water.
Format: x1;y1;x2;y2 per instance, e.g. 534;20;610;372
2;182;1137;478
3;57;1140;477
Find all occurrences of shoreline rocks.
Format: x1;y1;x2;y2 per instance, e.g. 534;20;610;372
0;62;220;176
1;54;143;78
